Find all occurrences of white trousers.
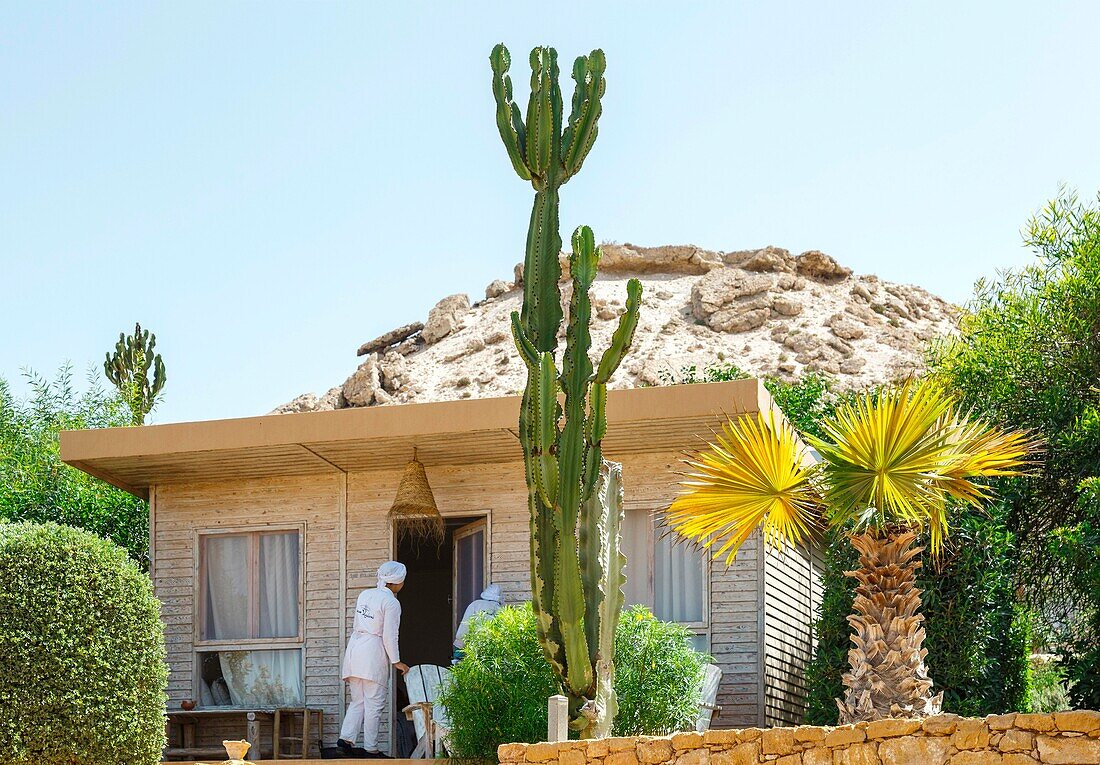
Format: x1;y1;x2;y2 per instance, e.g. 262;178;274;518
339;678;388;750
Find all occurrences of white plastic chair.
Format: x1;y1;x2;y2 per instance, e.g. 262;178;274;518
402;664;452;758
695;663;723;732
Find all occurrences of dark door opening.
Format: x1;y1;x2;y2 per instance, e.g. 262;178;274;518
392;515;486;755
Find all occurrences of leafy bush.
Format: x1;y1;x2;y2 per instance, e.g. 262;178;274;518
930;189;1100;702
804;508;1032;723
1029;657;1071;713
440;604;705;761
0;522;168;765
803;528;858;724
613;607;708;737
0;367;149;564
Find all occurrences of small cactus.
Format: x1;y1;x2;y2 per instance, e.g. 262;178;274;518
104;322;166;425
491;43;641;737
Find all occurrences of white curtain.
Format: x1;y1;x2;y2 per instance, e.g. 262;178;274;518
218;649;303;707
621;509;705;624
622;509;652;608
204;532;303;706
259;532;300;638
654;532;704;623
205;535;249;640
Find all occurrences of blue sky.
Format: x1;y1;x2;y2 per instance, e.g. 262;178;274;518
3;3;1099;424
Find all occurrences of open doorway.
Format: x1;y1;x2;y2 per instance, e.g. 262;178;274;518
392;515;487;755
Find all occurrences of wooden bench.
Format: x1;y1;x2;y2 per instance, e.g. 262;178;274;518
166;709;274;761
166;708;325;761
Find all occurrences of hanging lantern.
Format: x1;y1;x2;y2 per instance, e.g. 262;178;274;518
388;449;444;545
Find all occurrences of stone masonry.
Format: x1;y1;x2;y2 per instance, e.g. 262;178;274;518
497;711;1100;765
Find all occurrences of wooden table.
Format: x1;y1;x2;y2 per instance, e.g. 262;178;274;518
166;709;274;761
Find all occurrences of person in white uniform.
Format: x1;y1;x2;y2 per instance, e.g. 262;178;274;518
338;561;411;757
452;583;503;661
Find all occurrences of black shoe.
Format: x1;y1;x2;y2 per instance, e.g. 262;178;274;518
363;751;393;759
320;747;348;759
336;740;372;758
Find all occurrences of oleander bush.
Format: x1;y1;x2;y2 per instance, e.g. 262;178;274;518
440;604;706;761
0;522;168;765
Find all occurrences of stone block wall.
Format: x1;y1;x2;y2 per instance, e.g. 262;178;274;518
497;711;1100;765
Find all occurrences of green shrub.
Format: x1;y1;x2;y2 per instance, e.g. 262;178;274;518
0;522;168;764
440;604;706;761
0;368;150;565
1029;657;1071;713
803;529;858;725
613;607;707;737
804;508;1032;723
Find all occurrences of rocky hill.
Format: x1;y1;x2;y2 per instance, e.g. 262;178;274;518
274;244;958;414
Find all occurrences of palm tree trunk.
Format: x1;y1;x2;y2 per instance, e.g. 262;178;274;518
836;530;944;722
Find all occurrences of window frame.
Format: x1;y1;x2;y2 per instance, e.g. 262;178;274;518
193;524;306;710
195;524;306;649
625;508;711;644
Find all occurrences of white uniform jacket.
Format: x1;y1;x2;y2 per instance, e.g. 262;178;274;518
454;598;501;649
342;585;402;682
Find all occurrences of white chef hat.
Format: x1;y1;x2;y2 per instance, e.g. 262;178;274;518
377;560;407;587
481;583;503;603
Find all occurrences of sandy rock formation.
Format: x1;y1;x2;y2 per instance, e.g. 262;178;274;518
357;322;423;357
273;244;959;414
422;294;471;344
796;250;853;281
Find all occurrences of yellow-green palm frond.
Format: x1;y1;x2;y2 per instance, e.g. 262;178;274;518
933;407;1037;506
666;410;823;565
810;379;954;533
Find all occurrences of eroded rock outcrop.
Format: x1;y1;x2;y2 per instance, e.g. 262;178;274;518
273;244;958;414
422;294;470;344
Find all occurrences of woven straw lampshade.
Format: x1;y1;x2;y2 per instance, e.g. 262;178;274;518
388;450;444;545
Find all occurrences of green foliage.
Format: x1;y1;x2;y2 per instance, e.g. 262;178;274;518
0;522;168;765
0;367;149;564
1029;658;1072;713
930;188;1100;708
104;322;167;425
803;528;858;724
660;362;1033;720
613;607;707;738
440;605;705;761
492;42;640;735
441;605;557;760
804;508;1033;723
919;510;1032;717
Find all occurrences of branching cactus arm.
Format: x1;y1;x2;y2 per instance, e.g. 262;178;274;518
491;42;640;737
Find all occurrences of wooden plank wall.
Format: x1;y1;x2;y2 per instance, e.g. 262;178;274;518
154;473;344;751
761;541;818;726
152;447;780;753
708;534;762;727
344;458;531;752
620;452;763;728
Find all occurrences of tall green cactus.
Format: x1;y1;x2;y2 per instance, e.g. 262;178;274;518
491;43;641;738
104;322;166;426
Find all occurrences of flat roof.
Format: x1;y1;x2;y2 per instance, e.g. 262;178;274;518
60;379;769;499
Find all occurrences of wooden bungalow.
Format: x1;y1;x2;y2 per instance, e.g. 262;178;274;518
60;379;821;758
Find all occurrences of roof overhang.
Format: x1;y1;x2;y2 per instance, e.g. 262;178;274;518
60;379;770;499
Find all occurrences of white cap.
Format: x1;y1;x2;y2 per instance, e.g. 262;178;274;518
377;560;407;587
480;583;503;603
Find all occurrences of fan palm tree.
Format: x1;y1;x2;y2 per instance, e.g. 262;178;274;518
665;379;1033;722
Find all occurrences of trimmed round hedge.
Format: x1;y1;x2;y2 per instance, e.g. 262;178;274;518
0;522;168;764
439;604;706;761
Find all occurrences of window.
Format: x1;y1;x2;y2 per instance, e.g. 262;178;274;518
623;509;709;651
197;529;303;707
